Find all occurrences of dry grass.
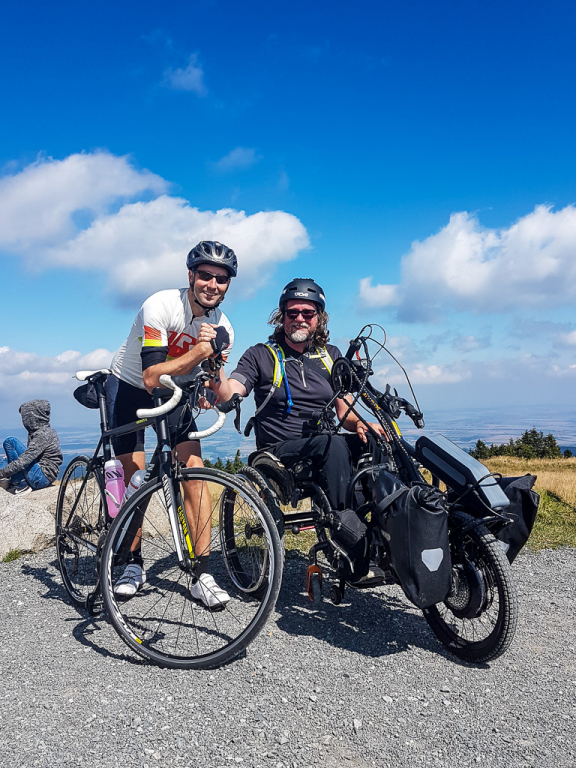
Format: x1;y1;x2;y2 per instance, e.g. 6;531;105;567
483;457;576;551
204;460;576;553
485;456;576;508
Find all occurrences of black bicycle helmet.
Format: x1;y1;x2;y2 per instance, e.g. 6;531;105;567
279;278;326;312
186;241;238;277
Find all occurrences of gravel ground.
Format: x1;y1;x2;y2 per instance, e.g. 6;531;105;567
1;546;575;768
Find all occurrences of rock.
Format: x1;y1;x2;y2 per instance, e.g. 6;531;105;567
0;485;59;560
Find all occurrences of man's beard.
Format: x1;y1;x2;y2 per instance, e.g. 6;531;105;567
286;327;312;343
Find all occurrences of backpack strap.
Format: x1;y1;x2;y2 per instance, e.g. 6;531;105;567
253;343;292;417
244;343;332;437
306;346;334;374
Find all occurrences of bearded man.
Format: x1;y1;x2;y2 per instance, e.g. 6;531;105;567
216;278;385;510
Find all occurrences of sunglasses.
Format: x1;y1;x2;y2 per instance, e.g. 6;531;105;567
195;269;230;285
285;309;317;320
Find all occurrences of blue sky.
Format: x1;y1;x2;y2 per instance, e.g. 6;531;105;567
1;0;576;427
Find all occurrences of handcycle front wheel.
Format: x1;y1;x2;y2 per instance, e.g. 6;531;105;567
219;466;286;599
55;455;107;608
100;467;283;670
423;510;518;663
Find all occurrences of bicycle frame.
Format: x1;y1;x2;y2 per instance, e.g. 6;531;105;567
69;376;199;605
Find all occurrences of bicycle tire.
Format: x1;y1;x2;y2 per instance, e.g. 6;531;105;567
55;455;106;608
100;467;282;669
423;510;518;663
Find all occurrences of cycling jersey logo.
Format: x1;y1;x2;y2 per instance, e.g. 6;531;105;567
167;331;197;358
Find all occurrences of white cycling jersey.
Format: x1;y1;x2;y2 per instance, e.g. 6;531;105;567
111;288;234;389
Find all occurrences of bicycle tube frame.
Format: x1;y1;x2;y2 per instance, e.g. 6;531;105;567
109;389;193;569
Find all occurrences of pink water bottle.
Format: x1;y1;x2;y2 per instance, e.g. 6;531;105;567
104;459;125;518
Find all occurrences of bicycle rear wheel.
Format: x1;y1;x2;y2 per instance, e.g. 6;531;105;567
423;510;518;663
55;456;106;608
100;467;282;669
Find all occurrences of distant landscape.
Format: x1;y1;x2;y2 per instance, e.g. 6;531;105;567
2;404;576;472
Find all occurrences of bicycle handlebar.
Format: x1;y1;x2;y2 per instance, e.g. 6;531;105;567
187;410;227;440
187;394;243;439
136;375;183;418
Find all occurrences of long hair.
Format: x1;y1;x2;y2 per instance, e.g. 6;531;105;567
267;307;330;348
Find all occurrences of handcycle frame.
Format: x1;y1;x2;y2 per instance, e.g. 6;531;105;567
235;326;519;662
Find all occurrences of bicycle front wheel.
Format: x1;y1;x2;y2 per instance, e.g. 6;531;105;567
423;510;518;663
100;467;282;669
55;456;106;608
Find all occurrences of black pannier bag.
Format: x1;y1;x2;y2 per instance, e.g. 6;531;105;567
497;474;539;563
372;469;452;609
330;508;370;580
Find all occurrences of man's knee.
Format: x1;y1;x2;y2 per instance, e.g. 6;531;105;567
175;440;203;468
313;434;350;465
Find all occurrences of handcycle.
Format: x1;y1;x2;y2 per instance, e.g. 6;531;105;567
224;326;519;664
55;363;283;669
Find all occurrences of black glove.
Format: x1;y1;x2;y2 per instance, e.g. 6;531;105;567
210;326;230;354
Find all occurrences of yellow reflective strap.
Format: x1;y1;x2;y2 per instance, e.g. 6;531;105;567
307;346;333;372
391;420;402;437
265;344;284;387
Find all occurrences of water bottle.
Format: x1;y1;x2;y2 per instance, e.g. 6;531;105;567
104;459;125;518
122;470;146;505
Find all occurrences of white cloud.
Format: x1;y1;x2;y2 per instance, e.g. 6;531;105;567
213;148;262;173
358;277;400;307
0;152;166;253
0;347;113;399
163;54;207;95
560;330;576;346
452;334;491;352
0;346;115;427
359;205;576;321
0;152;310;306
373;361;471;388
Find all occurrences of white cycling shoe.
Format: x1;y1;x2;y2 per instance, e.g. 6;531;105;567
190;573;231;609
114;563;146;598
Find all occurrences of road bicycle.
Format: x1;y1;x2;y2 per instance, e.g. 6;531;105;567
224;326;519;663
55;366;282;669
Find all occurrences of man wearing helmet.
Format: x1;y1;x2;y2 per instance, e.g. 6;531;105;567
216;278;386;512
108;241;237;607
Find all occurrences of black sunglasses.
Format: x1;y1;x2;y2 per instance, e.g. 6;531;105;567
285;309;317;320
194;269;230;285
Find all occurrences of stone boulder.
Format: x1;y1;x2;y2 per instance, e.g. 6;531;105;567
0;485;59;560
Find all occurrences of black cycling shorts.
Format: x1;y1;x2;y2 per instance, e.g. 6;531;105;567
109;376;198;456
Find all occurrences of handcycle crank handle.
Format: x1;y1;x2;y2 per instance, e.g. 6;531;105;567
136;374;183;418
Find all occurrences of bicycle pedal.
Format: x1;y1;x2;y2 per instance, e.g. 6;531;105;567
87;596;104;617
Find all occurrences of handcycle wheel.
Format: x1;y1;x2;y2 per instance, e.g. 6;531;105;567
55;456;106;608
220;467;285;598
423;510;518;663
237;466;286;547
100;467;282;670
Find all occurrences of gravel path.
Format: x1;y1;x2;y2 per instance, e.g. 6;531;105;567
1;546;575;768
